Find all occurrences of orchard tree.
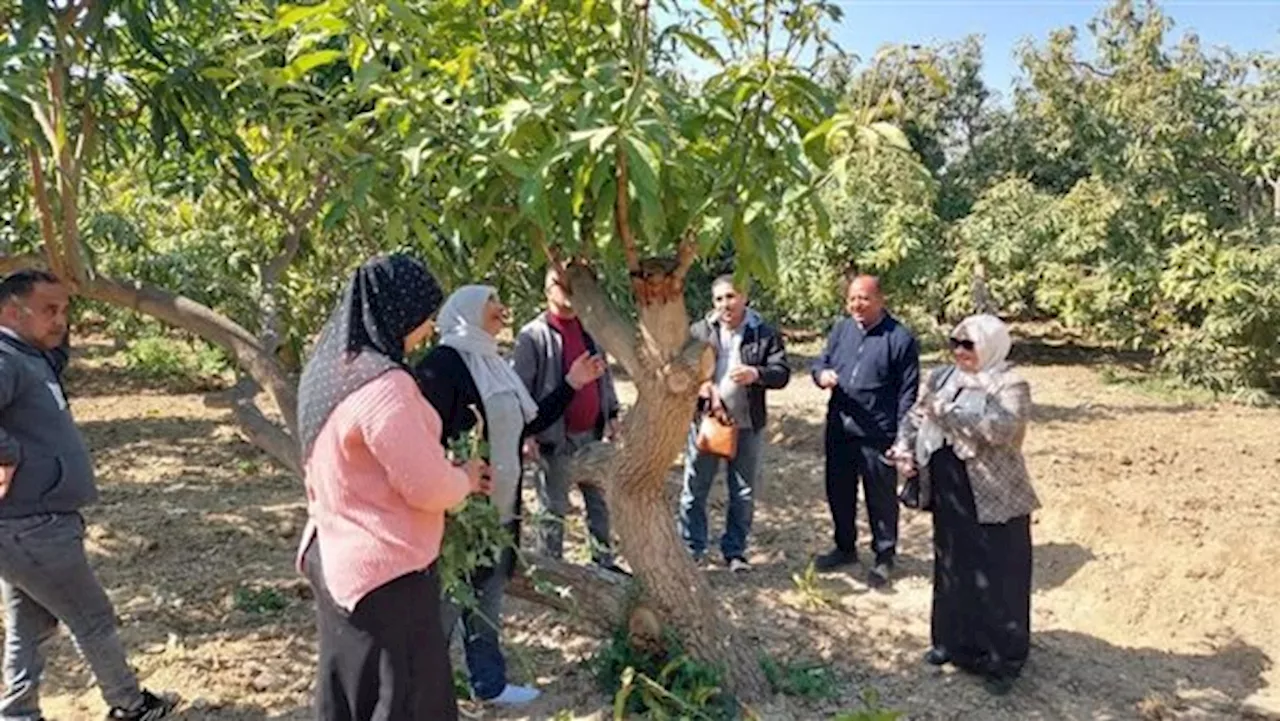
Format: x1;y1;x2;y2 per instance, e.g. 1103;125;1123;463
330;0;862;697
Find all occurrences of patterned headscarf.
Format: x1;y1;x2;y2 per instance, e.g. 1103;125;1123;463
296;254;444;460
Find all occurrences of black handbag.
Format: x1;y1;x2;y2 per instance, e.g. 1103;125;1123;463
899;472;931;512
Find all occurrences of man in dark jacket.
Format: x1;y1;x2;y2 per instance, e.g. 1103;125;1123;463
811;274;920;588
513;268;622;570
679;275;790;572
0;270;174;721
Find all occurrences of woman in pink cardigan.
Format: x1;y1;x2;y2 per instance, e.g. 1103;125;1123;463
295;254;489;721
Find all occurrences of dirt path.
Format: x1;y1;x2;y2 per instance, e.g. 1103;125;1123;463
25;339;1280;720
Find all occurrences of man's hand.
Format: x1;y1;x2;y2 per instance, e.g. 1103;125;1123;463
566;352;607;390
605;418;623;442
521;438;541;462
728;366;760;386
0;465;13;500
816;369;839;389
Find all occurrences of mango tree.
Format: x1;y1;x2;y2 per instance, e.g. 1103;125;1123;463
300;0;862;698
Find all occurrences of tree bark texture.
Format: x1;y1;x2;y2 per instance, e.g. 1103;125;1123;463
565;261;771;702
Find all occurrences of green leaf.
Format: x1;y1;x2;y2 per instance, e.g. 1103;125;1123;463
519;175;551;229
276;2;336;31
287;50;344;79
866;122;912;152
672;30;724;65
322;200;349;231
568;126;617;154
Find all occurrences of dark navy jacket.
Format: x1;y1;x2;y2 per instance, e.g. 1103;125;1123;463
811;314;920;444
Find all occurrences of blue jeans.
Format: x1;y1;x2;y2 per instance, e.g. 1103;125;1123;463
440;548;513;701
0;513;143;721
678;425;764;560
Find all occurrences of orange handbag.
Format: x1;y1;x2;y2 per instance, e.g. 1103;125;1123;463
694;409;738;459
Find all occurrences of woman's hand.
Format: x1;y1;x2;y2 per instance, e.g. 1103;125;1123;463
886;447;916;477
460;458;492;495
566;352;607;390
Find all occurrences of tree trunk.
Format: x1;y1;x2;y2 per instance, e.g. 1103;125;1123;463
566;260;771;702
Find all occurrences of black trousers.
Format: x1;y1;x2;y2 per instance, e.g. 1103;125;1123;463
824;425;899;561
303;539;458;721
930;446;1032;679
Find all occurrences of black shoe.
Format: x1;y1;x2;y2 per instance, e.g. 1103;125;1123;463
983;674;1015;696
106;690;175;720
867;561;892;588
924;647;950;666
813;548;857;571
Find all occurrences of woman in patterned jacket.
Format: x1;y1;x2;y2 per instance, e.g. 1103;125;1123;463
888;314;1040;696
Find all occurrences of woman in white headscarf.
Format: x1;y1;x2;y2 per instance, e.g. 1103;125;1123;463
412;285;605;706
888;314;1040;696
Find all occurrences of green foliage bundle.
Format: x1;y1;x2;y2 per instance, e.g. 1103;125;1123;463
593;629;738;721
438;405;513;609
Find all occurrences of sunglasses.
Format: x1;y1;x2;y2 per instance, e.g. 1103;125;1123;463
948;337;975;351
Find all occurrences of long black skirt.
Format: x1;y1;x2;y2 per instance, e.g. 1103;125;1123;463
930;446;1032;680
303;538;458;721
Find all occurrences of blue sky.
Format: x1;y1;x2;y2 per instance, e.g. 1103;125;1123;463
831;0;1280;98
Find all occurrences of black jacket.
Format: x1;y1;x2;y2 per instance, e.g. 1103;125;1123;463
811;314;920;443
412;345;573;450
689;310;790;429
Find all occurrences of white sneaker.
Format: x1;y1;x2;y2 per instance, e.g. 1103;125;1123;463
489;684;541;706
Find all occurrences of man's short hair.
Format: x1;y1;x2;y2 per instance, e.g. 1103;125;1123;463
0;269;61;306
711;274;748;295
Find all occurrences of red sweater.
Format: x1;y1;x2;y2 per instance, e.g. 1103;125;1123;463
547;313;600;433
296;369;470;610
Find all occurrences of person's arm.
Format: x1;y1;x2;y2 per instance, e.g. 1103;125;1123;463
358;371;471;511
933;377;1031;448
412;349;460;444
810;320;841;385
896;333;921;425
757;328;791;390
0;357;22;467
525;381;575;437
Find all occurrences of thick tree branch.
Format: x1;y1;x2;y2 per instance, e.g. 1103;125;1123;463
80;275;300;441
614;144;641;274
506;554;629;635
672;230;698;285
564;263;642;379
25;150;64;279
225;376;302;477
1;253;302;471
259;173;331;358
0;255;46;276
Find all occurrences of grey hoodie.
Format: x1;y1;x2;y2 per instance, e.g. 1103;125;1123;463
0;332;97;518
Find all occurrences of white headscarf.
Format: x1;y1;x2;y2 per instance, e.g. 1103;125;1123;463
914;313;1014;463
437;285;538;423
956;313;1012;376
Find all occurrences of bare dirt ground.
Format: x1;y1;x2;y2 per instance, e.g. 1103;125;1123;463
25;333;1280;720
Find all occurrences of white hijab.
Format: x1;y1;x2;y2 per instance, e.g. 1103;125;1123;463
915;314;1013;463
437;285;538;423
